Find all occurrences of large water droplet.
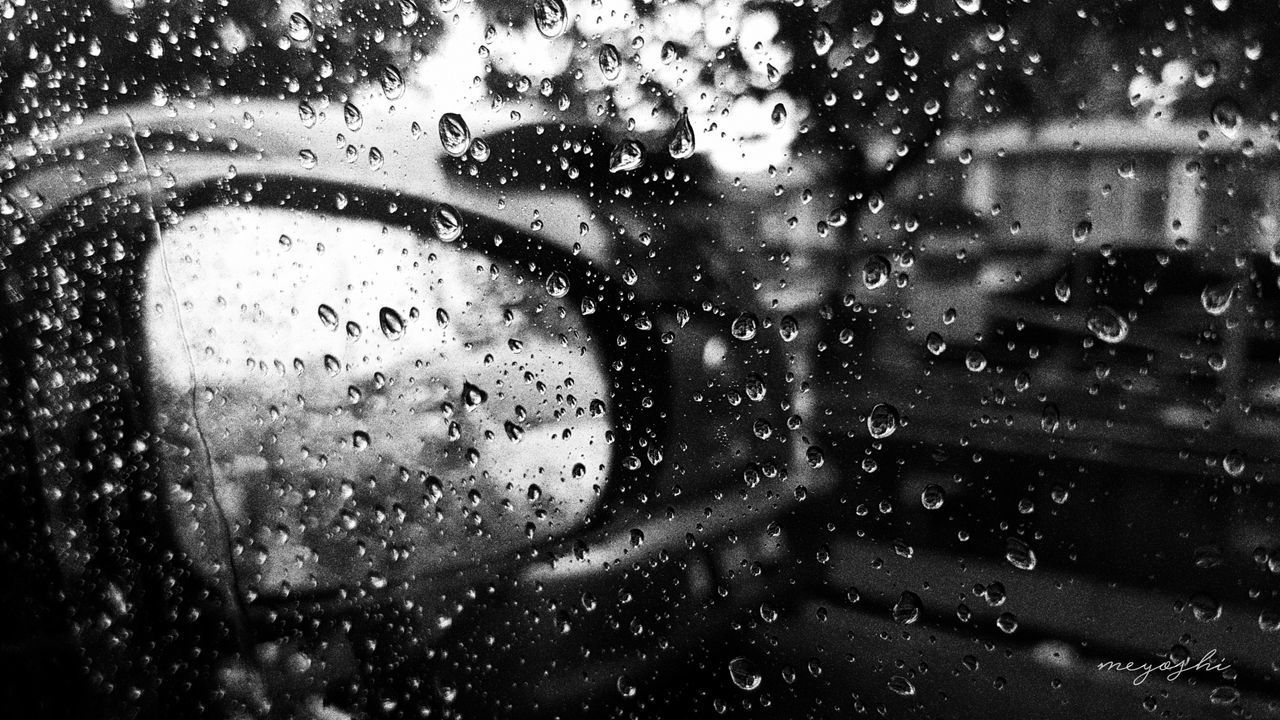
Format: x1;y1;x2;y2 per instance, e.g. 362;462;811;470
432;204;464;241
1211;98;1241;139
598;43;622;80
779;315;799;342
380;64;405;100
731;313;759;341
533;0;568;39
298;101;316;128
812;23;834;56
1201;282;1234;316
867;403;899;439
287;12;314;42
318;304;339;330
343;102;363;131
669;108;695;159
887;675;917;697
544;271;570;298
925;332;946;355
771;103;788;127
727;657;762;691
1005;537;1037;571
608;139;645;173
399;0;421;27
1054;271;1071;302
379;307;405;340
504;421;524;442
863;255;890;289
438;113;472;157
921;484;945;510
1085;306;1128;343
462;381;488;408
892;591;921;624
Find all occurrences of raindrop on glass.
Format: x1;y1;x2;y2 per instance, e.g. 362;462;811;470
867;403;899;439
533;0;569;39
731;313;759;341
608;139;646;173
439;113;472;157
287;12;314;42
1210;98;1241;139
1085;306;1128;343
727;657;763;691
669;108;695;160
432;204;464;241
379;307;405;340
598;44;622;80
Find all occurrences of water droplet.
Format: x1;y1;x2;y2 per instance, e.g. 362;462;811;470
1072;220;1092;242
728;657;762;691
368;147;384;170
400;0;421;26
863;255;890;289
379;307;405;340
598;43;622;80
462;381;488;408
1223;450;1245;477
1259;611;1280;632
298;149;318;169
744;374;766;402
887;675;916;697
298;101;316;128
1041;403;1060;433
469;138;491;162
380;64;405;100
1209;686;1240;705
965;349;987;372
1054;271;1072;302
1211;98;1241;139
669;108;695;159
925;332;946;355
345;321;362;340
779;315;799;342
287;12;314;42
544;271;570;298
661;42;679;64
1005;537;1037;571
1201;282;1235;316
432;204;464;241
343;102;363;131
352;430;370;449
867;403;899;439
504;421;524;442
921;484;945;510
1190;593;1221;622
318;304;339;330
955;0;981;14
892;591;921;624
730;313;759;341
533;0;568;39
439;113;472;157
1086;306;1128;343
608;139;645;173
812;23;833;56
771;103;788;127
616;675;637;698
996;612;1018;634
894;0;918;15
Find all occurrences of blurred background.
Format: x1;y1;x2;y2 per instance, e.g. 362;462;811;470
3;0;1280;718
